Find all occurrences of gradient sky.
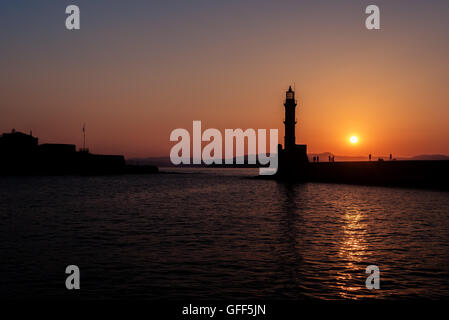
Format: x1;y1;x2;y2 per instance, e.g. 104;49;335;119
1;0;449;158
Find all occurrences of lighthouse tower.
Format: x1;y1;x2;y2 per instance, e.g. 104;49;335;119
284;86;297;151
277;85;309;178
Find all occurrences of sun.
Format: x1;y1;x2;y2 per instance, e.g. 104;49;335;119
349;136;359;144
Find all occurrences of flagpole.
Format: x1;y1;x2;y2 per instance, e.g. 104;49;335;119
83;123;86;150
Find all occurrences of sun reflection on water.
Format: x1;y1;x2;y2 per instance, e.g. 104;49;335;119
336;205;370;299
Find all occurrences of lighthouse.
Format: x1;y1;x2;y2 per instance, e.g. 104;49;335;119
284;86;297;151
277;86;309;178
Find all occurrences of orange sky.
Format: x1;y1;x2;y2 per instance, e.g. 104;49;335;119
1;1;449;158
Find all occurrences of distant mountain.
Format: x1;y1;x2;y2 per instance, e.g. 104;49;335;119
126;156;264;167
309;153;449;162
408;154;449;161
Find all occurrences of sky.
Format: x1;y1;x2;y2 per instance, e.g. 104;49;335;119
1;0;449;158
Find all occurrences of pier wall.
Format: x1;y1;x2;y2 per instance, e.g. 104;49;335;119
307;160;449;189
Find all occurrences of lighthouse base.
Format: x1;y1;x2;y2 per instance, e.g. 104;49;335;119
276;144;309;180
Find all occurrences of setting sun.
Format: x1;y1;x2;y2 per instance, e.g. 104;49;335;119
349;136;359;144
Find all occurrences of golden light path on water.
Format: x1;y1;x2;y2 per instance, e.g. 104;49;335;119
336;204;370;299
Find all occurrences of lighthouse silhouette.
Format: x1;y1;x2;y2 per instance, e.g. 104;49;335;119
284;86;297;151
277;86;309;178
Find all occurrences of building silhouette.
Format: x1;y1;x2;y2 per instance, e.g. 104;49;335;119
0;129;38;154
0;129;127;175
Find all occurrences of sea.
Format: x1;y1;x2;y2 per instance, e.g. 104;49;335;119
1;168;449;300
